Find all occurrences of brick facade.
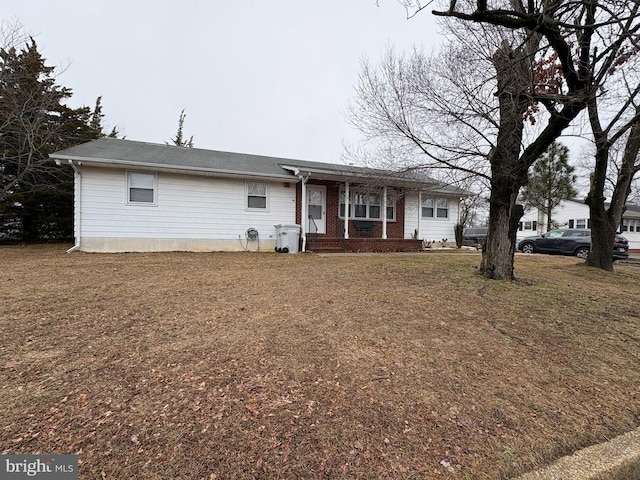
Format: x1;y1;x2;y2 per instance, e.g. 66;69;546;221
296;180;406;239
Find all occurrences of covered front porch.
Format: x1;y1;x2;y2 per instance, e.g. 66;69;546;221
280;160;469;254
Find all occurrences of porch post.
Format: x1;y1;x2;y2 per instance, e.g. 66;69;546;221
301;176;308;252
382;186;388;239
344;181;350;239
417;190;422;240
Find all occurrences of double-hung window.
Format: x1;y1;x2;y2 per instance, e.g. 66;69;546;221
339;190;351;218
368;193;381;219
247;181;268;210
127;171;156;204
339;189;394;221
354;192;367;218
385;194;396;220
421;198;434;218
436;198;449;218
422;196;449;219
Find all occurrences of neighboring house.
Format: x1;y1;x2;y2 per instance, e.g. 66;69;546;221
50;138;470;253
517;199;640;252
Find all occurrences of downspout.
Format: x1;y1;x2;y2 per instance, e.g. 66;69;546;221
382;186;388;239
344;181;349;239
417;190;422;241
59;159;81;253
295;170;311;252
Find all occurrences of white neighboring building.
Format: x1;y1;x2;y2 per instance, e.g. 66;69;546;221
517;199;640;252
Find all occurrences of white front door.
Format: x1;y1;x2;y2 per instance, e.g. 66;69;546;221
307;186;326;234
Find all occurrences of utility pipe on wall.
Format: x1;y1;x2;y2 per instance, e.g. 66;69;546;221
344;181;349;239
382;186;388;239
295;170;311;252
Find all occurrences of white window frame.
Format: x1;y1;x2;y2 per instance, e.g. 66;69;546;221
436;198;449;219
127;171;157;205
421;197;434;218
339;189;396;221
385;193;396;221
422;196;450;220
246;181;269;211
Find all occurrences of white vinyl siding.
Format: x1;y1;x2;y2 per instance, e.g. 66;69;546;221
78;167;294;241
405;192;459;241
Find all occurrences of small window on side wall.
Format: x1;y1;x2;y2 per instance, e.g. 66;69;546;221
128;171;156;204
436;198;449;218
422;198;434;218
247;181;268;210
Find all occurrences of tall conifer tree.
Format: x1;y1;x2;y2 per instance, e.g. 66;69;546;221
521;142;577;231
0;38;103;241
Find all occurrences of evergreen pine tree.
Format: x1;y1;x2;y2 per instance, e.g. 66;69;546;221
169;109;194;147
521;142;577;230
0;38;104;241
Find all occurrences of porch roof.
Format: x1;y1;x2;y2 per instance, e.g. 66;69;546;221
280;161;472;195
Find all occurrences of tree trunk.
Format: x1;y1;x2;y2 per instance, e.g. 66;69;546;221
587;203;615;271
480;41;531;280
585;141;615;270
481;188;523;280
585;103;640;271
588;109;640;270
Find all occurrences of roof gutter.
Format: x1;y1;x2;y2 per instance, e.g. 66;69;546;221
56;159;81;253
50;154;294;181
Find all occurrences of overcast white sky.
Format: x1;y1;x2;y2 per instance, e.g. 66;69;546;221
4;1;443;163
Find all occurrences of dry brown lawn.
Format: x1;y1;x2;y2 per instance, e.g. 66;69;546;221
0;245;639;479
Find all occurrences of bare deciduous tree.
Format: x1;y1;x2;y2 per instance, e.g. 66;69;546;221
351;0;640;279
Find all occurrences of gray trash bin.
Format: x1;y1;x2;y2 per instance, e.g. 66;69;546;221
274;224;301;253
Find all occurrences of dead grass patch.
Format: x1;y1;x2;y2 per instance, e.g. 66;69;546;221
1;245;639;479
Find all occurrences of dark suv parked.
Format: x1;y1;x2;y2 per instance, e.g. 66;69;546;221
517;228;629;260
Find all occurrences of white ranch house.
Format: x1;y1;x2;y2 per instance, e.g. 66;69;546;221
50;138;470;254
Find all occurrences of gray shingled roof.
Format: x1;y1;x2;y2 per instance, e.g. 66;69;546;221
50;138;471;194
51;138;295;179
